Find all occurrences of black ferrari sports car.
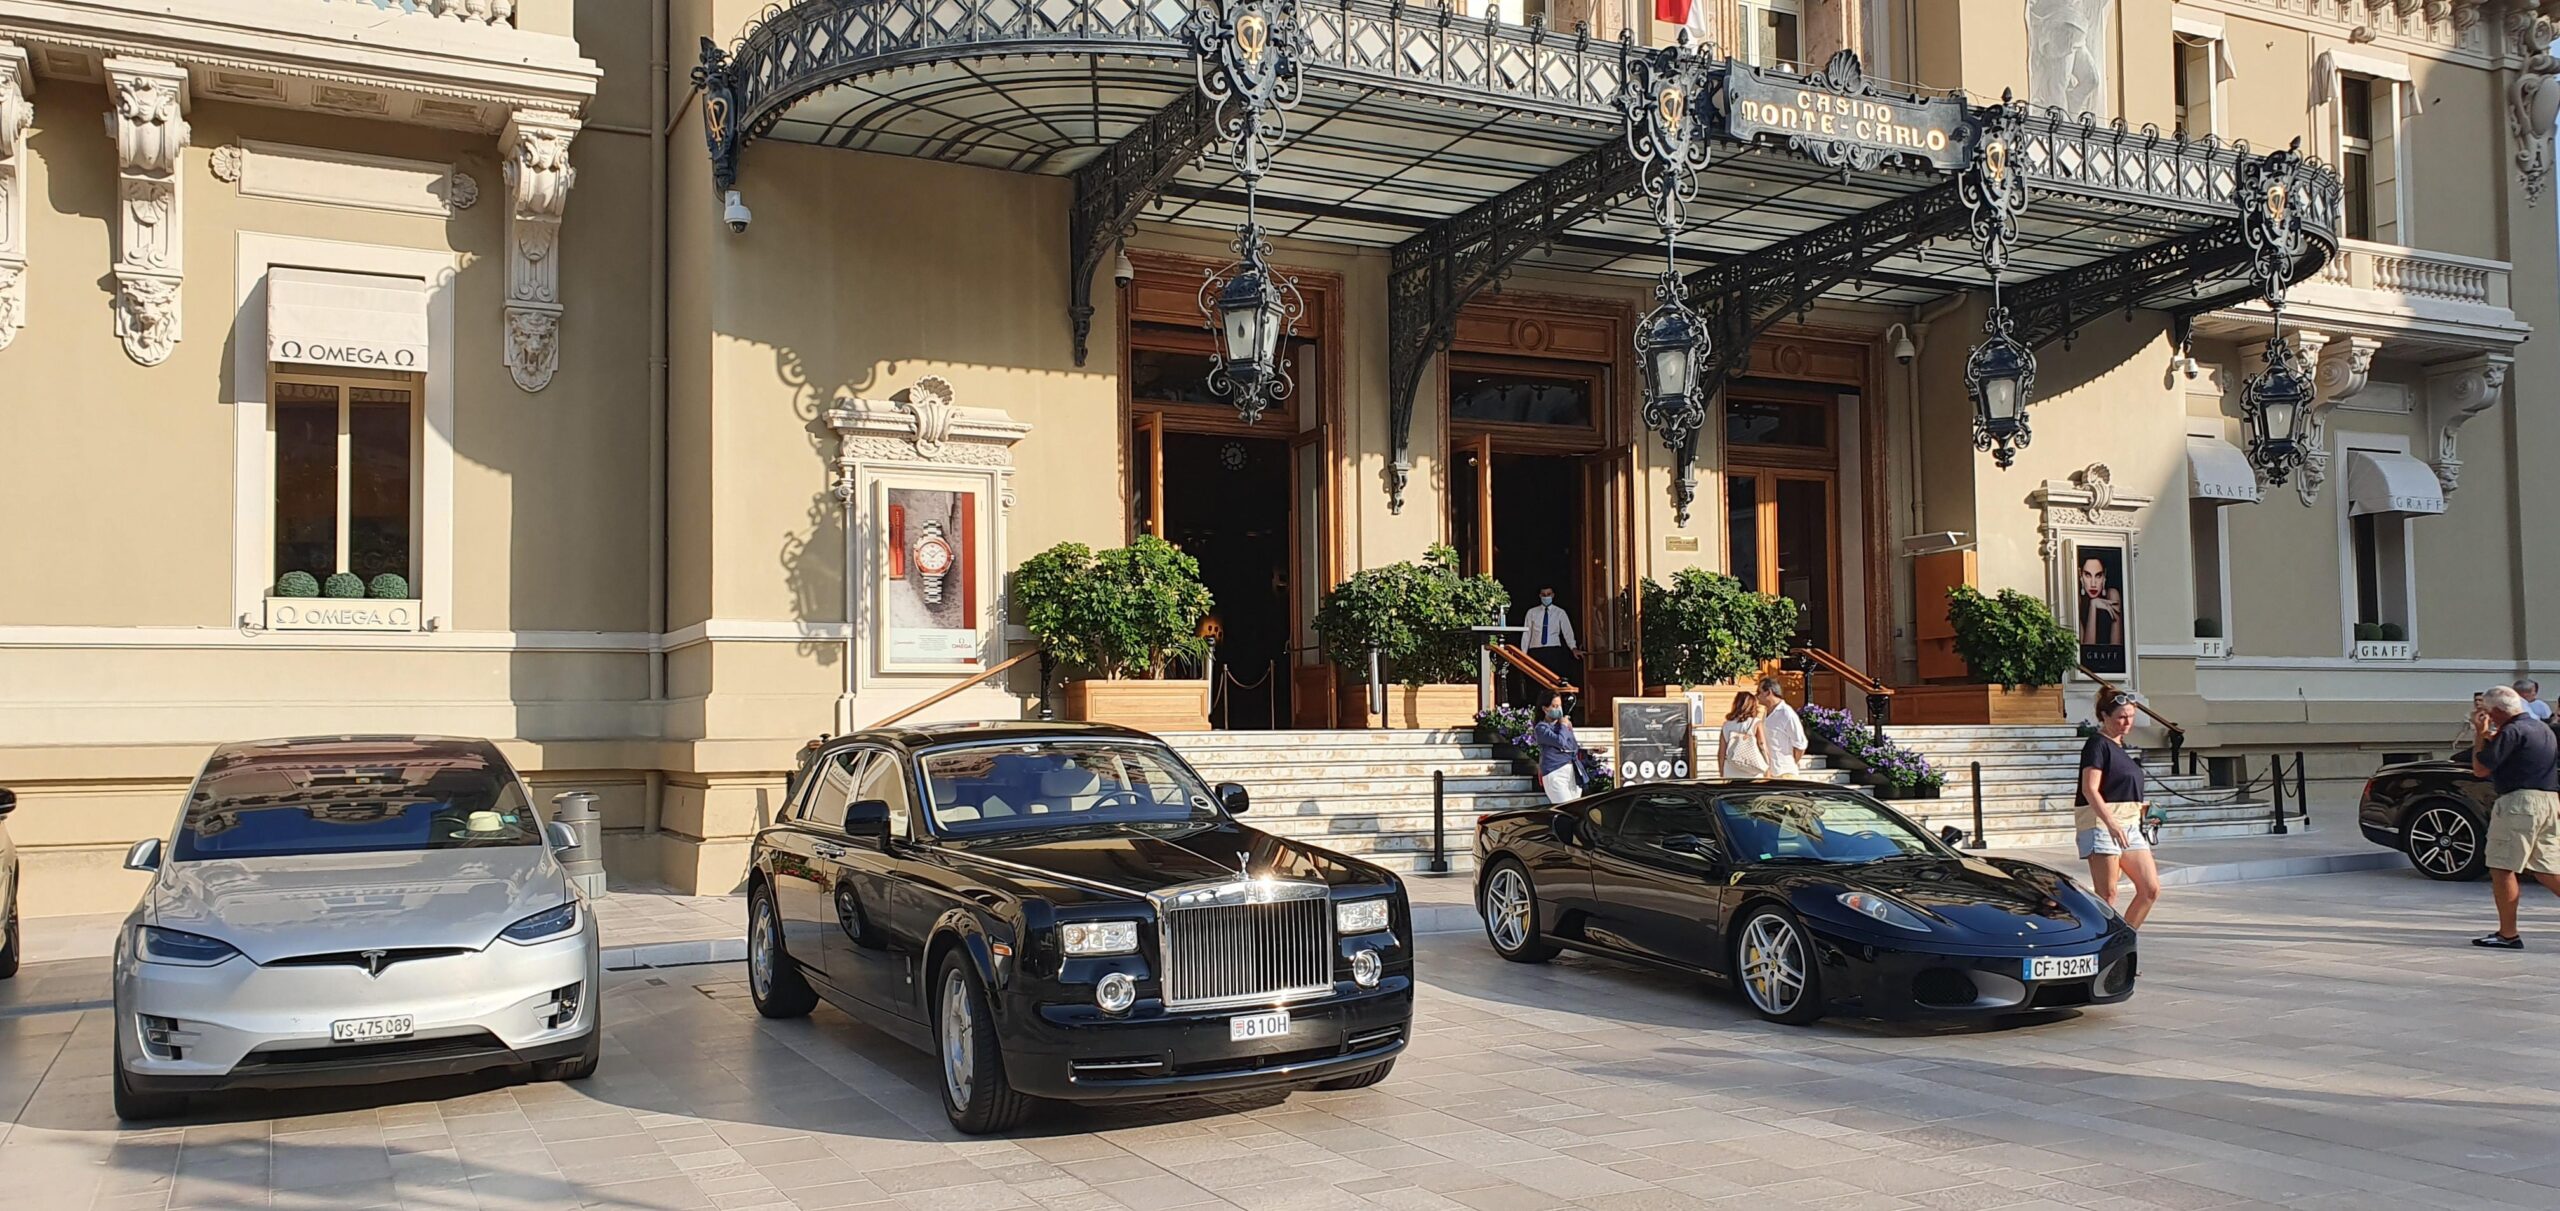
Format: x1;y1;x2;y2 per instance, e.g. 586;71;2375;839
1472;781;2136;1024
2359;752;2495;881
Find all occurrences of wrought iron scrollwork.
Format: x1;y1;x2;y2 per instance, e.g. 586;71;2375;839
693;37;740;197
1067;92;1218;365
1188;0;1308;182
2237;138;2310;313
2242;333;2315;488
1619;31;1717;523
1957;92;2030;276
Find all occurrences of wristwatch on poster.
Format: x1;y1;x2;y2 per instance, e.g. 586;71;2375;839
913;521;955;604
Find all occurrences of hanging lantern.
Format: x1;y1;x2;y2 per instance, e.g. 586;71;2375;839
1640;302;1700;416
1966;309;2036;469
2242;337;2315;485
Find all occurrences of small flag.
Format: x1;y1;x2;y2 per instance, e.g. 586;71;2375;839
1655;0;1692;24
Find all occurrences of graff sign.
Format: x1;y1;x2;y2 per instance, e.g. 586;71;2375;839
1725;69;1971;173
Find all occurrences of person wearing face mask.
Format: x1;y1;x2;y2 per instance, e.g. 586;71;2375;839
1530;692;1583;805
1520;587;1583;706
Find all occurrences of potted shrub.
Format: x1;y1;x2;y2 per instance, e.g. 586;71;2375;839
2194;617;2222;640
322;572;367;599
1314;545;1507;729
1017;537;1214;732
1799;703;1870;770
367;572;412;600
272;571;320;599
1639;569;1801;700
1474;704;1535;756
1896;586;2075;724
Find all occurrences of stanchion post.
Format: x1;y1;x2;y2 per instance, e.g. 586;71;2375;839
2294;749;2308;831
1968;760;1985;849
2270;753;2289;833
1425;770;1451;875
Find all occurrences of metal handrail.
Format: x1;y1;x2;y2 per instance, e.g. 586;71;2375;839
868;647;1045;730
1490;643;1579;696
1794;645;1894;740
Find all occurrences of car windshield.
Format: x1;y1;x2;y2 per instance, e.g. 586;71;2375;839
919;742;1219;837
174;743;540;860
1712;788;1944;864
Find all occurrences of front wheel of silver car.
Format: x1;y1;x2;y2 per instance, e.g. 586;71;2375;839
0;891;18;980
111;1023;184;1122
535;1025;601;1083
932;953;1031;1134
747;882;817;1019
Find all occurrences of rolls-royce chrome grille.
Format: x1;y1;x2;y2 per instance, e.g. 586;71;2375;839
1158;880;1334;1011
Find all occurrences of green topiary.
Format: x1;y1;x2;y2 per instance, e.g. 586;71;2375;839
1946;585;2078;687
2377;621;2405;642
1015;536;1213;679
273;571;321;598
2194;617;2222;639
1639;568;1800;686
1313;545;1509;686
367;573;412;600
2353;622;2384;642
322;572;366;599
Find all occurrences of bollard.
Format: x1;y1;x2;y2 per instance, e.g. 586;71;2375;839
2295;750;2309;831
1424;770;1452;875
551;790;608;897
2269;754;2289;834
1968;760;1985;849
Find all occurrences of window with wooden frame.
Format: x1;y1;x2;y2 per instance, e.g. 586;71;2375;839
269;367;421;597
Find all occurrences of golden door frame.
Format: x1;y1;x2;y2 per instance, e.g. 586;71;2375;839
1118;249;1348;725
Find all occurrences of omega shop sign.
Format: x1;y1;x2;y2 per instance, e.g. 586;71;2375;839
264;266;432;373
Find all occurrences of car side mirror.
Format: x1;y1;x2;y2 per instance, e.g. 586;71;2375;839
546;821;581;852
124;837;162;872
1216;782;1251;815
844;798;893;844
1938;825;1970;847
0;787;15;819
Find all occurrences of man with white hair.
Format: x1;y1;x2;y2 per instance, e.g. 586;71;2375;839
2518;679;2552;722
2470;685;2560;948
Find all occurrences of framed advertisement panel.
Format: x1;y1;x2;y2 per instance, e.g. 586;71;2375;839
873;475;987;675
2069;540;2130;677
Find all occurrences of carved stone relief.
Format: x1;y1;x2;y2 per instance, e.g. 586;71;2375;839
0;42;30;352
2303;333;2379;506
2028;0;2113;118
2512;10;2558;202
2423;352;2512;493
824;377;1034;512
501;111;577;391
104;57;188;366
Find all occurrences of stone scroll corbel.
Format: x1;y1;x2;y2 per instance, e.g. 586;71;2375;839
0;42;32;352
2511;10;2560;203
104;57;189;366
502;111;579;392
2301;333;2379;507
2424;352;2512;494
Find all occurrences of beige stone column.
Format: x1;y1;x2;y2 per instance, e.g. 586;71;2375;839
0;41;29;352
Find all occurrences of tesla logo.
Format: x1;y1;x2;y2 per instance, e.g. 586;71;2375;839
360;949;390;977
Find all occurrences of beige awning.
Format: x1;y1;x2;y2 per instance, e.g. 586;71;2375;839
266;266;429;372
2346;449;2447;517
2186;436;2260;505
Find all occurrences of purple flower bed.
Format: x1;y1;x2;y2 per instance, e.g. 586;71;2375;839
1799;703;1943;793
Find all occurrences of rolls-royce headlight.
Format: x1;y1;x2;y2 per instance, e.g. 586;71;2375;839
1836;891;1931;933
1061;920;1140;957
1351;948;1382;989
1096;971;1138;1014
1335;897;1392;936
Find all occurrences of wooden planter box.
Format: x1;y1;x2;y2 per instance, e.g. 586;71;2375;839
1892;683;2064;725
1338;682;1480;729
1645;669;1805;710
1059;679;1210;733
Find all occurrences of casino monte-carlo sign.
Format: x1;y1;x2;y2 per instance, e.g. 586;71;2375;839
1722;53;1971;174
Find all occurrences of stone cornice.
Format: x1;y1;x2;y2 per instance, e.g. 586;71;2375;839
0;0;596;131
2181;0;2497;67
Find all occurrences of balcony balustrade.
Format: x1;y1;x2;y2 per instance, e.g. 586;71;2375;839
330;0;517;27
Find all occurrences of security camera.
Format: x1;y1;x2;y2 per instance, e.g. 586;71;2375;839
1112;246;1135;289
1886;323;1917;365
722;189;752;234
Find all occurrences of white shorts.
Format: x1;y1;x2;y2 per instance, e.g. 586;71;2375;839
2077;826;2150;859
1540;763;1581;804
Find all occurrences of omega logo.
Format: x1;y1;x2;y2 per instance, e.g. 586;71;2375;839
276;339;419;368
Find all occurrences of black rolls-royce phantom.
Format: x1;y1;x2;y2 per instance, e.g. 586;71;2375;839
746;722;1414;1132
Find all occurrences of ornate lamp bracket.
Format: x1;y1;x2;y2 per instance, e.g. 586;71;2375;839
0;41;31;353
1188;0;1310;426
1958;95;2037;471
1956;94;2030;278
693;37;741;199
1619;30;1718;524
2510;11;2559;204
2237;139;2311;312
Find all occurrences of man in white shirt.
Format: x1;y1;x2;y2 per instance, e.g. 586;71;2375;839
1519;587;1582;707
2521;680;2553;722
1755;676;1808;778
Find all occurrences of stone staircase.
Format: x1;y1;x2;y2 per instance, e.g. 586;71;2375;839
1868;725;2297;847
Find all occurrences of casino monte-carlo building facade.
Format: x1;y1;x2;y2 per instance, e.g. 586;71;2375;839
3;0;2558;908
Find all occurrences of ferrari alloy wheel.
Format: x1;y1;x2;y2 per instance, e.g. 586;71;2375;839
1479;860;1556;962
1735;907;1824;1025
933;954;1032;1134
747;883;817;1018
2406;805;2487;882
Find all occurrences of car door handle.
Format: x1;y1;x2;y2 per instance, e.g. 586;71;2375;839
814;843;846;860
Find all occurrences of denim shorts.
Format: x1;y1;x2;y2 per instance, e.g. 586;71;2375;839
2077;826;2151;859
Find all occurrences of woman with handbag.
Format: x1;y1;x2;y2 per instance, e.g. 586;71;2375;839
2078;688;2163;927
1530;692;1582;805
1716;691;1774;780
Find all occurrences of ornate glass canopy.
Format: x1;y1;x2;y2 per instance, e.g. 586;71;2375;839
696;0;2341;517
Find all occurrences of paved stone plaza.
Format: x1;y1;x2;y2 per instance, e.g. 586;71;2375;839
3;865;2555;1211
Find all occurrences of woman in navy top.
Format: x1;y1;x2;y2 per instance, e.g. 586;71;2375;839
1530;692;1581;805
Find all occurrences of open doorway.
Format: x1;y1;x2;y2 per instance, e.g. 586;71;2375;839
1161;431;1293;729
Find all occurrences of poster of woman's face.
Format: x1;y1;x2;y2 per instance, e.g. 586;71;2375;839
879;484;980;671
2073;543;2128;675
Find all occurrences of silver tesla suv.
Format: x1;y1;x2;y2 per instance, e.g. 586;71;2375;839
111;736;601;1119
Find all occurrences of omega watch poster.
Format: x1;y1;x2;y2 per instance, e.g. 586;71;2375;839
880;484;980;671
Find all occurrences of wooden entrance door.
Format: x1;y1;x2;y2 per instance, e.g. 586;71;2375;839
1721;387;1841;654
